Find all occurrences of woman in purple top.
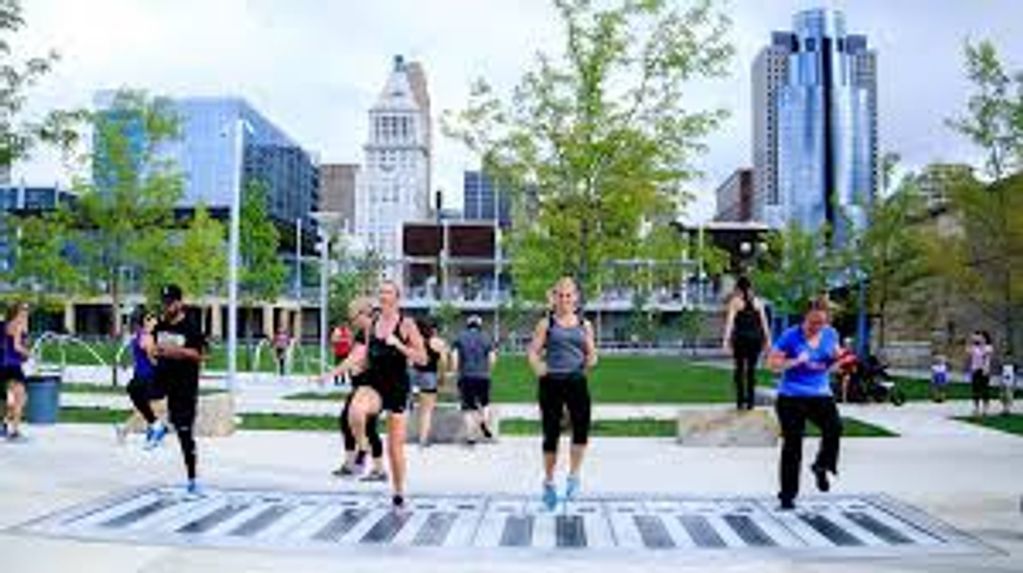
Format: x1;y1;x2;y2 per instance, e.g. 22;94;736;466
119;308;166;448
766;296;843;510
1;302;31;441
967;331;994;417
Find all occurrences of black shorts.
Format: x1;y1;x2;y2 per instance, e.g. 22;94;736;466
459;376;491;411
163;378;199;430
129;376;168;401
372;377;411;414
0;365;26;384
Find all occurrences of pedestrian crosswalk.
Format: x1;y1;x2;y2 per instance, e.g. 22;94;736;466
13;487;987;560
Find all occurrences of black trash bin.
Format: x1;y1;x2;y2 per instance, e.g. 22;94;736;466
25;374;61;425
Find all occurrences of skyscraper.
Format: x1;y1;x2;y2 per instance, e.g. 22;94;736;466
319;163;359;232
463;170;511;227
752;8;877;242
355;55;432;276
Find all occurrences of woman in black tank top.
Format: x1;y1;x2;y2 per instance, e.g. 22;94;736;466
411;317;448;447
347;280;427;509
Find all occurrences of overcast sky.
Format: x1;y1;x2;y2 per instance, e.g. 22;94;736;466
13;0;1023;221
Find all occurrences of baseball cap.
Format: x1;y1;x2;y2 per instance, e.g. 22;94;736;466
161;284;183;303
467;314;482;327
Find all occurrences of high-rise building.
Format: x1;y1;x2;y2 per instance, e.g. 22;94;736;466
463;170;511;227
319;163;359;232
714;168;754;222
355;55;432;276
752;9;878;241
94;93;321;230
916;163;973;213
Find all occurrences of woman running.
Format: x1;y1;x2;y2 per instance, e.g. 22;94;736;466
118;308;167;447
411;316;447;447
347;280;427;509
527;277;598;510
1;302;30;441
320;297;386;481
722;276;771;410
766;296;843;510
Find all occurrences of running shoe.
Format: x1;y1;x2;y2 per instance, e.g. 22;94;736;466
184;479;204;498
392;494;407;511
480;422;493;441
145;422;168;450
778;498;796;511
0;422;7;438
332;462;362;478
565;474;581;501
811;464;830;493
360;469;388;483
114;423;128;445
542;481;558;511
6;430;27;443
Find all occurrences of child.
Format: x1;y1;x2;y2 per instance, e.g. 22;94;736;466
1000;360;1016;416
931;354;948;403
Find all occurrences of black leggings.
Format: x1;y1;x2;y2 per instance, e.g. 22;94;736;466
126;376;161;425
539;373;591;453
340;391;383;458
732;341;761;409
971;370;990;405
775;395;842;502
167;380;198;480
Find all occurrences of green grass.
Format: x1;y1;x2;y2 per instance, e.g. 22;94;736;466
60;406;129;424
502;418;676;437
59;382;224;396
955;413;1023;436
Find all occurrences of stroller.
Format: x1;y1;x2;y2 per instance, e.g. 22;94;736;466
835;353;906;406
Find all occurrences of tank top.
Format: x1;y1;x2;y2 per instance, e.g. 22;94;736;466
368;314;410;388
350;329;370;387
415;339;441;373
132;331;156;382
2;323;25;368
732;294;764;344
545;314;586;375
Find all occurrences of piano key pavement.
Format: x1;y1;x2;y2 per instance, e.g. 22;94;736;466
10;486;992;561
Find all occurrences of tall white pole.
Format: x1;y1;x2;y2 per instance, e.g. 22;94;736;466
319;227;329;372
294;217;303;299
227;120;244;393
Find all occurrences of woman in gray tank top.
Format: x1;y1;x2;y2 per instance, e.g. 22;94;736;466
527;277;598;511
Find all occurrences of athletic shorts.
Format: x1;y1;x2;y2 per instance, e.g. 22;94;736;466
459;376;491;411
129;375;168;401
0;365;26;384
412;370;439;393
372;377;411;414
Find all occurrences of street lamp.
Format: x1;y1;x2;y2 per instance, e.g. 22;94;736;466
227;118;254;393
311;211;341;374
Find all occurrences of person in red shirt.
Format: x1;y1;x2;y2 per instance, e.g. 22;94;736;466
331;322;354;385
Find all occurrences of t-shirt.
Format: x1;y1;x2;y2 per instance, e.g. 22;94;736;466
453;328;493;379
772;325;840;397
154;315;207;388
332;326;352;357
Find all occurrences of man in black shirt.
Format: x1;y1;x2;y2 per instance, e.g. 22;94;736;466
154;284;207;495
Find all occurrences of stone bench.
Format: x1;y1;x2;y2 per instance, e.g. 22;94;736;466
405;402;501;444
677;408;779;447
122;392;236;437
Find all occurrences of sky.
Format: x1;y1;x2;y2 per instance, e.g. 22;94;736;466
12;0;1023;221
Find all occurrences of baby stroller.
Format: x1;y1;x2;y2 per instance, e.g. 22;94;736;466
856;355;906;406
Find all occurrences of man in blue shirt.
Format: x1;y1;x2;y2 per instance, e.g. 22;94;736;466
766;296;844;510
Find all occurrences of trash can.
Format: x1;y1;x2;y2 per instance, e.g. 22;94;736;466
25;374;61;425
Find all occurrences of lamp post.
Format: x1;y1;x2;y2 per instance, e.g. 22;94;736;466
227;118;253;393
311;211;340;373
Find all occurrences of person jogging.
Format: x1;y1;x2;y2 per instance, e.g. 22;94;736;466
451;315;496;446
1;302;30;442
117;308;168;448
722;276;771;410
411;316;447;447
527;277;598;511
153;284;208;495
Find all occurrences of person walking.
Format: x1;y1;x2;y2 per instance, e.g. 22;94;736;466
527;277;598;510
766;296;843;511
117;308;168;447
967;330;994;417
153;284;208;495
346;280;427;509
330;321;354;386
272;325;291;378
1;302;31;441
722;276;771;410
411;316;447;447
451;315;496;446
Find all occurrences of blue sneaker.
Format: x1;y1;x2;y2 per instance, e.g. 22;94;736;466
565;474;581;501
185;479;203;498
542;481;558;511
0;423;7;438
145;422;168;450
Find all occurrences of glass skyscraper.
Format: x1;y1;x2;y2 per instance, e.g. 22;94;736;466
463;170;511;227
753;9;877;243
95;93;320;230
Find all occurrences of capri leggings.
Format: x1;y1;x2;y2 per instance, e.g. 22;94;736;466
340;392;383;458
538;372;591;453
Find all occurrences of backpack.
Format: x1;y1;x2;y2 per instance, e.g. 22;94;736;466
732;295;763;344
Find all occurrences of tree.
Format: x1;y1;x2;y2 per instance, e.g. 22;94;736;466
930;40;1023;358
327;246;382;327
677;307;704;355
2;207;82;312
445;0;733;301
753;222;836;322
74;89;182;337
239;179;285;353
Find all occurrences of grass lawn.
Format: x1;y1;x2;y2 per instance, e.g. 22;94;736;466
501;416;896;438
60;382;224;396
58;407;337;432
955;413;1023;436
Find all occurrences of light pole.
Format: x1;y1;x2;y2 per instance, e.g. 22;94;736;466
311;211;340;373
227;118;253;393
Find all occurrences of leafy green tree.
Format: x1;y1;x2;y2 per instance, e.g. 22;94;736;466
327;245;382;327
239;179;286;355
74;89;182;336
432;301;461;339
753;222;836;321
2;207;82;311
445;0;733;301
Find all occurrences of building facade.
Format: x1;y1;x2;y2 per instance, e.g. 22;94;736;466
463;170;511;227
714;168;754;222
355;56;432;277
319;163;359;232
753;9;878;241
